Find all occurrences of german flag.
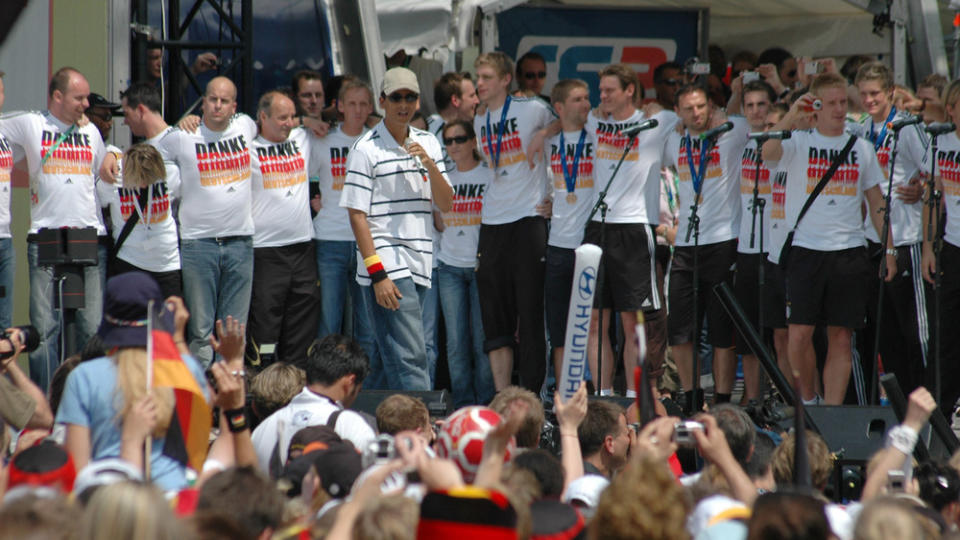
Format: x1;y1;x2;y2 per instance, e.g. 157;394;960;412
149;309;211;473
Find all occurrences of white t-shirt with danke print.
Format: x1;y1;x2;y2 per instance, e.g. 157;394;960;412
771;129;883;251
547;129;596;249
251;127;313;248
439;162;489;268
587;109;677;224
97;164;180;273
340;122;452;288
0;111;106;234
474;96;555;225
664;117;749;247
0;133;13;238
162;113;256;240
311;126;366;242
765;166;795;264
929;132;960;248
737;138;775;254
846;111;928;246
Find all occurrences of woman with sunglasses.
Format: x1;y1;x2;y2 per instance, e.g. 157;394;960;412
437;120;494;407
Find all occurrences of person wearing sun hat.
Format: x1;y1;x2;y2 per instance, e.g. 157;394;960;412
340;67;454;391
54;272;209;490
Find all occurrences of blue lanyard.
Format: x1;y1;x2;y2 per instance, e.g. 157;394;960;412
485;96;512;169
684;135;711;195
870;106;897;151
559;129;587;194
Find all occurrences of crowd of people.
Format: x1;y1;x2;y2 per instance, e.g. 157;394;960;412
0;36;958;538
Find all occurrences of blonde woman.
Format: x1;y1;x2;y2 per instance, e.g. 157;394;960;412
76;481;188;540
56;272;236;490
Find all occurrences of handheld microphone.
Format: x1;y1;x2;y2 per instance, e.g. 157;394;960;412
698;121;734;141
621;119;659;138
887;115;922;131
749;130;791;140
924;122;956;136
404;138;427;181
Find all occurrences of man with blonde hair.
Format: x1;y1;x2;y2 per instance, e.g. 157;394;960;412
763;72;895;405
473;51;555;394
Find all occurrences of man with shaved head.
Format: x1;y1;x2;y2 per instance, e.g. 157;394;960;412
0;67;109;389
245;90;318;366
156;76;258;364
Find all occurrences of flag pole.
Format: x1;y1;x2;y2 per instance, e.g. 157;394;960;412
144;299;154;480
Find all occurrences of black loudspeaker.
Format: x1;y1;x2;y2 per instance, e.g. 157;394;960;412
782;406;898;461
351;390;452;418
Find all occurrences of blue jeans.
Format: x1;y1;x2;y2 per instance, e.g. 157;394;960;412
364;277;431;390
422;267;440;386
181;237;253;365
438;262;493;407
27;242;105;391
0;237;14;330
314;240;380;380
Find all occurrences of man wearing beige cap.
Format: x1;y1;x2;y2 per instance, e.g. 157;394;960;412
340;67;453;390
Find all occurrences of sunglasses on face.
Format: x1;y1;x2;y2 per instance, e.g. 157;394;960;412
523;71;547;80
86;110;112;121
386;92;418;103
662;78;682;86
443;135;471;145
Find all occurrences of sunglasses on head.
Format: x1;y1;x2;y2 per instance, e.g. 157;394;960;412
386;92;418;103
523;71;547;80
443;135;471;145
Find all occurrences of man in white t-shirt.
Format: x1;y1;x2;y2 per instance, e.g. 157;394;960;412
340;67;453;391
0;73;14;331
663;83;749;413
762;72;895;405
0;67;108;390
310;78;381;383
165;76;257;365
542;79;596;384
251;334;375;476
246;90;317;367
473;52;555;393
427;72;479;137
849;62;930;397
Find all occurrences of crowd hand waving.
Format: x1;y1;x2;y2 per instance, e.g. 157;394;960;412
633;416;680;462
903;386;936;432
210;361;245;411
756;63;785;95
209;316;245;367
395;430;465;491
475;399;529;488
554;381;588;432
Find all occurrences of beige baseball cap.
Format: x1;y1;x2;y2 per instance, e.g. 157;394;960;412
381;67;420;95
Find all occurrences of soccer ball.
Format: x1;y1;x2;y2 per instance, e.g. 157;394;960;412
436;406;515;483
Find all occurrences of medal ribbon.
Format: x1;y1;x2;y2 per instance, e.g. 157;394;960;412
684;134;711;196
870;106;897;151
559;129;587;196
485;95;512;169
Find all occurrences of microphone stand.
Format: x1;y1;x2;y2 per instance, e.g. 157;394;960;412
925;132;944;404
870;126;901;404
586;134;639;394
748;140;767;337
683;135;717;414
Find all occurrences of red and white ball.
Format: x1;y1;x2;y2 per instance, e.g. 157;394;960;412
436;406;515;482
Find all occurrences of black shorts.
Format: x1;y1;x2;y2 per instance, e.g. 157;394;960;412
733;252;765;354
476;217;547;353
667;239;738;348
544;246;576;349
762;259;788;329
583;221;660;312
785;246;870;328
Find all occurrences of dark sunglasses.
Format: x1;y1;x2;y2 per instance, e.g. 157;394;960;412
86;110;112;121
443;135;471;145
386;92;418;103
523;71;547;80
662;78;682;86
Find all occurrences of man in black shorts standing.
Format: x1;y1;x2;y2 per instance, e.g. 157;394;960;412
663;83;749;412
763;72;894;405
474;52;555;393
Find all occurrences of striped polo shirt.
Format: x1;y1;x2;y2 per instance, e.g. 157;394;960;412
340;121;450;287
